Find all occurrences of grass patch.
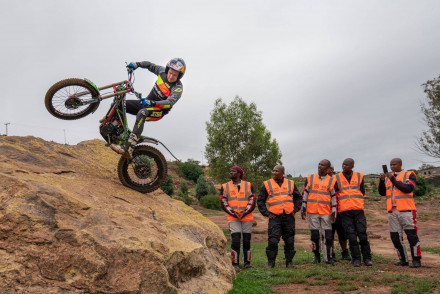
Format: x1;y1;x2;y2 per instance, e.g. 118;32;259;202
223;229;231;237
417;212;440;221
337;279;359;292
296;229;310;235
229;242;439;294
423;246;440;255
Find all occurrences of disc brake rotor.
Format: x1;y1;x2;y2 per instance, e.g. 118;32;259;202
65;96;82;109
132;156;153;179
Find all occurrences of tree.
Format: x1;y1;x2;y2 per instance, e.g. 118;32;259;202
196;175;209;200
180;180;188;195
417;74;440;158
178;160;204;183
205;96;282;188
161;175;174;196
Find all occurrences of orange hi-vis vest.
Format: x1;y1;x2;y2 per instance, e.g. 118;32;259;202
156;73;172;97
335;172;364;212
385;170;417;212
222;181;253;222
263;178;295;215
306;174;335;215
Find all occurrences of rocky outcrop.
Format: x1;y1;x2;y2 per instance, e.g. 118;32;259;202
0;136;233;293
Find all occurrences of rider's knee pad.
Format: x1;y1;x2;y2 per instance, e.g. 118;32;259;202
404;229;419;246
324;230;333;244
231;233;241;250
390;232;402;248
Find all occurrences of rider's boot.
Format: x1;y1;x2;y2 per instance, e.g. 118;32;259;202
99;115;107;123
110;133;139;157
125;133;139;157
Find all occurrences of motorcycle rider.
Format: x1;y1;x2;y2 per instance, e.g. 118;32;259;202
111;58;186;156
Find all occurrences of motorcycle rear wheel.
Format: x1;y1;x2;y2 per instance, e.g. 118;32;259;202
45;78;100;120
117;145;168;193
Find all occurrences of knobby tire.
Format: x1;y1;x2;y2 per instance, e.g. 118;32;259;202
45;78;100;120
117;145;167;193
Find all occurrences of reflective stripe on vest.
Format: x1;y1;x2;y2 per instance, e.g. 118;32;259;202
306;174;334;215
222;181;253;222
335;172;364;212
385;170;416;212
156;74;171;97
264;179;295;215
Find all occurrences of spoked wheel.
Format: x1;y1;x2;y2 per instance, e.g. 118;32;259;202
45;78;100;120
117;145;168;193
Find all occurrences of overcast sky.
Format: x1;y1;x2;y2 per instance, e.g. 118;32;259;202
2;0;440;176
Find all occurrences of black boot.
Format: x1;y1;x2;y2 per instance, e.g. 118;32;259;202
243;248;253;269
341;249;351;261
325;239;336;266
285;250;296;268
395;259;409;266
349;243;361;264
231;248;240;270
266;260;275;268
410;257;421;268
266;246;277;268
311;251;321;264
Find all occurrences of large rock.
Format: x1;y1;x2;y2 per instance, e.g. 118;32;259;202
0;136;233;293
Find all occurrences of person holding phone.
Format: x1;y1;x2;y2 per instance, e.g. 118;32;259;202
379;158;421;268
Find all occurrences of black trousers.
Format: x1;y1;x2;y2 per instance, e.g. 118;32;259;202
266;212;296;263
332;214;347;240
126;100;169;136
340;210;371;261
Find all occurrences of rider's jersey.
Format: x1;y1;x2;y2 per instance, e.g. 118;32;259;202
137;61;183;107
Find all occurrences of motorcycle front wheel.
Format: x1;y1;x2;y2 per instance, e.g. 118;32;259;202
45;78;100;120
117;145;168;193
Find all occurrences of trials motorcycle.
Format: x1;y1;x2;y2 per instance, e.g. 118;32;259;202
45;68;177;193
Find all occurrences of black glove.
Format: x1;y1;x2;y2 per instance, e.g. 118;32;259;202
331;213;336;223
301;207;306;220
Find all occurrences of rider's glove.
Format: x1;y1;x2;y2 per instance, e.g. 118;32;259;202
140;98;150;106
127;62;138;70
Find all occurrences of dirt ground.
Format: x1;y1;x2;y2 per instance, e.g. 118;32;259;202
195;196;440;293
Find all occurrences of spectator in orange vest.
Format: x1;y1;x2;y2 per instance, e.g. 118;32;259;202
220;166;256;270
257;165;302;268
334;158;372;267
379;158;421;268
301;159;337;265
328;165;351;262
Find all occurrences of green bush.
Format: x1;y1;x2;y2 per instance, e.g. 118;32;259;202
196;175;209;200
208;181;218;195
409;170;433;197
196;175;218;200
161;174;174;196
414;175;433;197
176;189;193;206
180;180;188;195
199;194;221;210
178;160;204;182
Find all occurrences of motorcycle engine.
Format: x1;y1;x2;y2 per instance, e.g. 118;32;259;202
100;119;124;144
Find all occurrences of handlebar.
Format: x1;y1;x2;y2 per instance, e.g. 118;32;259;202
126;67;143;100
